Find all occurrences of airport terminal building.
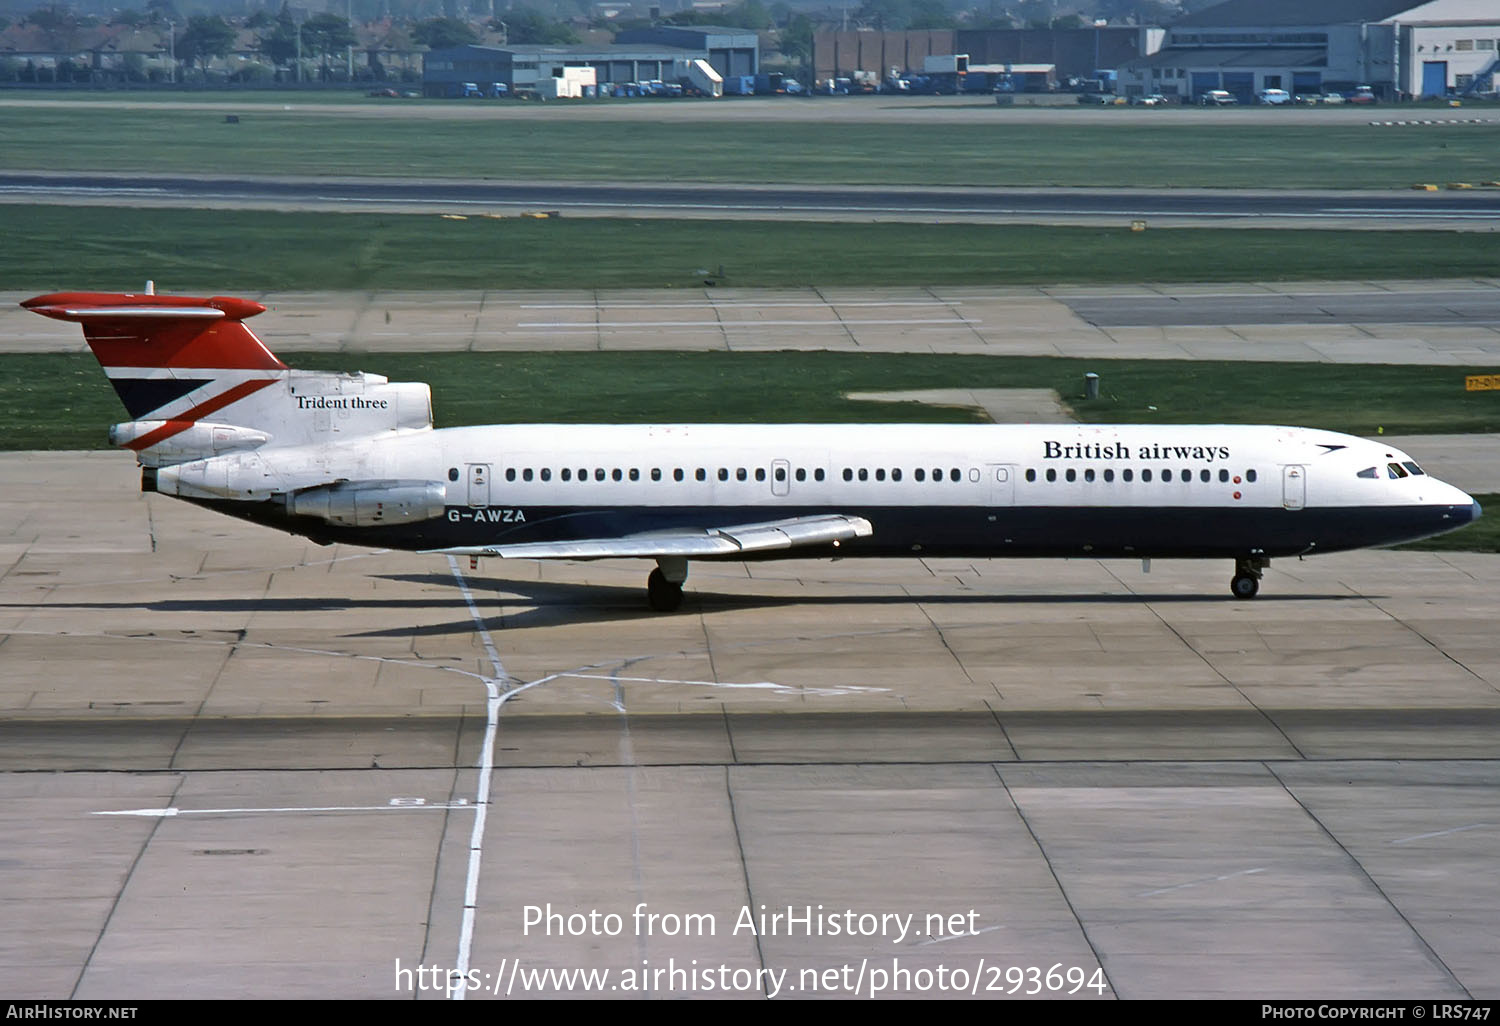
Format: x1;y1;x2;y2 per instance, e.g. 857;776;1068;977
1118;0;1500;102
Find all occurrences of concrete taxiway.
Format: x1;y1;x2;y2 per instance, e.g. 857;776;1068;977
2;453;1498;1000
6;281;1500;363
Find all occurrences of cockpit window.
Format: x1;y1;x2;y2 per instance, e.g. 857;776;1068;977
1402;461;1425;476
1357;467;1378;479
1387;463;1408;479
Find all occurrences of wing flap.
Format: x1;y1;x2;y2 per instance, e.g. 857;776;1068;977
427;513;873;560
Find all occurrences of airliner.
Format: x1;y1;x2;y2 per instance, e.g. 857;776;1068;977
24;288;1481;611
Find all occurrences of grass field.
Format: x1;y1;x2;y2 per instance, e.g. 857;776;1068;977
8;206;1500;291
3;103;1499;188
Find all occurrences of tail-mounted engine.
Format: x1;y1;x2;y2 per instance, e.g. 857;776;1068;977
288;480;448;528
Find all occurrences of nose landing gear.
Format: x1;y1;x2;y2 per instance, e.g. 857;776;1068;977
1231;556;1269;599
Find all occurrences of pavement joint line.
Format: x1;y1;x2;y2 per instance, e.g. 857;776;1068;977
1263;761;1473;1000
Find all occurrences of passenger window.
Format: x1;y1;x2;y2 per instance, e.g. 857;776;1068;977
843;468;853;482
696;468;706;481
523;468;534;482
505;468;516;482
1065;468;1076;482
539;469;549;482
595;468;606;481
950;469;961;482
448;467;459;482
718;468;728;482
1046;468;1057;482
1246;469;1258;483
858;469;868;481
1142;469;1153;482
612;469;623;482
561;468;572;482
1022;469;1032;482
651;468;661;481
1123;469;1133;482
675;468;685;482
1219;469;1229;483
1084;468;1095;482
1162;469;1172;482
932;468;942;481
1182;468;1191;481
757;468;768;482
773;467;784;482
1357;467;1378;479
1200;469;1210;483
892;468;902;482
1103;468;1114;482
736;468;747;481
794;468;805;482
875;469;885;482
629;468;639;481
578;468;586;480
815;469;825;482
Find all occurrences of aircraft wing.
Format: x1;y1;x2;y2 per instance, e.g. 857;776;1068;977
426;513;873;560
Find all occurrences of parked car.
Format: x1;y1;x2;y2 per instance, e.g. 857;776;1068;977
367;87;398;98
1256;88;1291;105
1318;92;1345;104
1348;85;1376;103
1130;93;1168;106
1198;89;1237;106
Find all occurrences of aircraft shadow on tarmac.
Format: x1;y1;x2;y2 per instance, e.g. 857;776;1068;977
337;573;1366;636
0;577;1368;637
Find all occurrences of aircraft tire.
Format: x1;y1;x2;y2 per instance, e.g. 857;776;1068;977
647;568;684;612
1230;573;1260;599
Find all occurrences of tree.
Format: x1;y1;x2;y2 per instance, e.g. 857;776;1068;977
412;16;479;49
302;13;355;55
176;14;236;72
777;13;812;67
1050;13;1086;30
245;9;275;30
257;3;300;67
501;8;580;45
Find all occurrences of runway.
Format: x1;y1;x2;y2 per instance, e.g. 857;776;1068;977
4;171;1499;227
2;451;1498;1000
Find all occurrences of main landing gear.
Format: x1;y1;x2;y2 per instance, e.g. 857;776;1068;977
647;556;688;612
1231;556;1269;599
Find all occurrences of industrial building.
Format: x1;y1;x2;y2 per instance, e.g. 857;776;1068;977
812;27;1165;87
1117;0;1500;102
423;26;757;98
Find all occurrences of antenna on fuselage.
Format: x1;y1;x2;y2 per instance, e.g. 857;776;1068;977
145;280;155;295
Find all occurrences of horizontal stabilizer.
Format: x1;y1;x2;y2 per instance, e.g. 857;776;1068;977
427;513;874;561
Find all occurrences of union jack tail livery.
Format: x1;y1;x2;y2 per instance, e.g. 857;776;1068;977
23;287;431;469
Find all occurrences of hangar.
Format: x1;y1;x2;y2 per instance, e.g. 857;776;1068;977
1118;0;1500;103
423;27;758;98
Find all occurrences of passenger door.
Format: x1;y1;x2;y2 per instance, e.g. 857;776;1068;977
1282;465;1306;510
467;463;491;507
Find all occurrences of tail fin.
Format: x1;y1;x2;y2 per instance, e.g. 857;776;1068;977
24;289;433;471
23;289;286;418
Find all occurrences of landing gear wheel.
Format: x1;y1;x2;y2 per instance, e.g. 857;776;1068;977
647;568;684;612
1230;573;1260;599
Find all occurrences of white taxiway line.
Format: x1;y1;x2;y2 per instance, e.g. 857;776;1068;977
94;802;473;817
516;318;979;329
